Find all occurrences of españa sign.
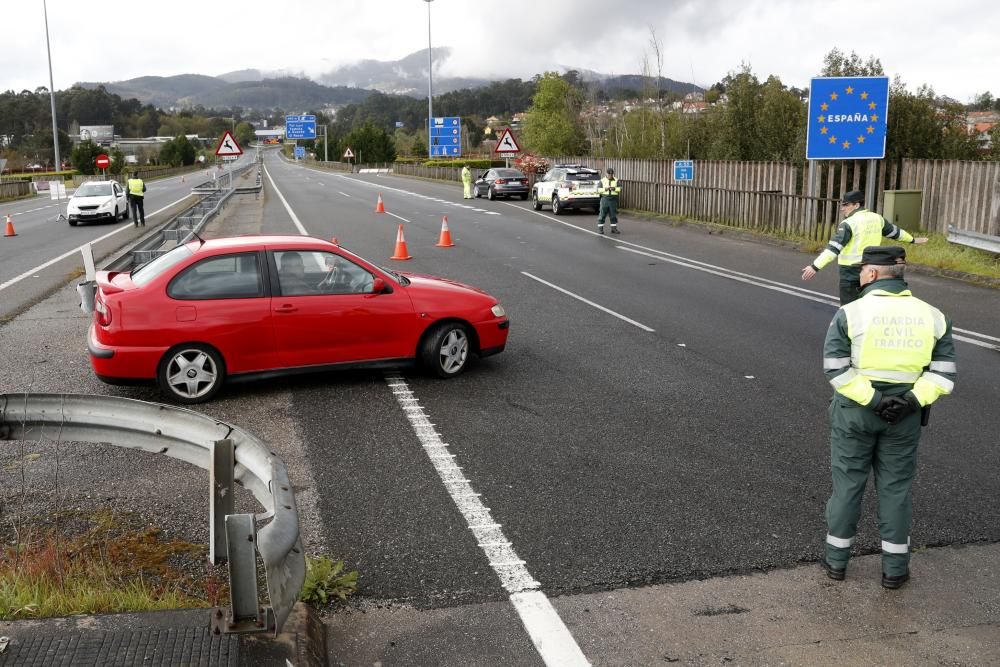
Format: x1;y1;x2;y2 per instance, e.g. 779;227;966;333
806;76;889;160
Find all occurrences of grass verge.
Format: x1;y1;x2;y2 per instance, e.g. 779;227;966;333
0;509;226;620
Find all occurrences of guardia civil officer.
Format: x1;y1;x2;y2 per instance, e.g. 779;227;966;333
461;164;473;199
597;167;621;234
126;171;147;226
801;190;927;304
820;245;956;589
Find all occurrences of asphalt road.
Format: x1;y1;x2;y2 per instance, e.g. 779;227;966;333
0;156;255;321
258;152;1000;608
1;151;997;664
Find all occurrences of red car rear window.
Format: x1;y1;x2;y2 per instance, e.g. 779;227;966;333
132;245;194;287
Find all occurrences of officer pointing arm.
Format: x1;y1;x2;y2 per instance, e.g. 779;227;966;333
802;190;928;305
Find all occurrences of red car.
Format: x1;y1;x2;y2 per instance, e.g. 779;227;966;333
88;236;509;403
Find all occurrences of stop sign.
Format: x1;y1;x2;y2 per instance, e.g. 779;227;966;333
95;154;110;169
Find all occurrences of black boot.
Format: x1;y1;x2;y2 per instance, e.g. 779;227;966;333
597;226;604;234
881;571;910;589
610;226;620;234
820;559;846;581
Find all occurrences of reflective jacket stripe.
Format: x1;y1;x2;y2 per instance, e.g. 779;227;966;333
823;357;851;369
859;369;921;382
929;361;957;373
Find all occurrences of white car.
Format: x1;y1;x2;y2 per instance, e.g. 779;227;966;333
531;164;602;215
67;181;129;227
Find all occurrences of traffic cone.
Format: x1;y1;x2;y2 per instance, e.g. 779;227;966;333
4;214;16;237
390;224;412;260
435;215;454;247
331;237;339;245
375;193;386;213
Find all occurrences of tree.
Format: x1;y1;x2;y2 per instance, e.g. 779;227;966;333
523;72;585;156
109;147;127;176
70;139;105;174
342;122;396;163
235;121;255;147
159;134;197;166
820;48;885;77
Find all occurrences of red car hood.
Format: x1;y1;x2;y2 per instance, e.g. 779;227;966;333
398;273;499;312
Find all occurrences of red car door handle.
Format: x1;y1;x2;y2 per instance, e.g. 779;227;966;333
274;304;298;313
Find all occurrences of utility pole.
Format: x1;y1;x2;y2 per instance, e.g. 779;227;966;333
43;0;61;171
424;0;434;159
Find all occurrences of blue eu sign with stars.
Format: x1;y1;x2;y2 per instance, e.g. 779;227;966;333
806;77;889;160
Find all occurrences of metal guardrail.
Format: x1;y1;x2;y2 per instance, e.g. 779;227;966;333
0;393;305;635
948;226;1000;254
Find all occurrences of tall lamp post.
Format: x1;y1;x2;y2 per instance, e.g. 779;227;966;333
43;0;61;171
424;0;434;159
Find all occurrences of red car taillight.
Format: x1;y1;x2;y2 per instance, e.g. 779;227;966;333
95;295;112;326
495;178;507;184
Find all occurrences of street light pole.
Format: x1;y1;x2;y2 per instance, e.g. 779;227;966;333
424;0;434;159
43;0;61;171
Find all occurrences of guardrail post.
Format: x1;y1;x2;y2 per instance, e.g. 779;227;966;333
210;438;235;564
213;513;274;634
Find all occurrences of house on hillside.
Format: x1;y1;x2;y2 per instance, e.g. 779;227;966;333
966;111;998;150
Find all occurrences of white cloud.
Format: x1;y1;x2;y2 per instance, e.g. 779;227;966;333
0;0;996;102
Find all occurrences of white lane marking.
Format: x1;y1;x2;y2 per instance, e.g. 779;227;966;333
621;246;835;306
0;194;194;292
521;271;655;332
385;211;410;224
262;163;308;235
291;165;504;215
385;375;590;667
505;201;1000;351
621;247;1000;351
337;191;351;198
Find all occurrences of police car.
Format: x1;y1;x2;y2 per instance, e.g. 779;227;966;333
530;164;602;214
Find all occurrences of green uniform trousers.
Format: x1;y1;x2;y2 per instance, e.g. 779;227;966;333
837;264;862;305
598;196;618;226
825;393;922;577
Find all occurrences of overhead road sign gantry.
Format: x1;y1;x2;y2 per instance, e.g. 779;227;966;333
429;116;462;157
285;114;317;140
806;76;889;160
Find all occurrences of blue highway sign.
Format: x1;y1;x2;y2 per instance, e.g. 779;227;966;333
429;117;462;157
285;115;317;140
293;146;306;159
806;77;889;160
673;160;694;182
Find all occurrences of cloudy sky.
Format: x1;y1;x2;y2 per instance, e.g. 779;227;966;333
2;0;997;102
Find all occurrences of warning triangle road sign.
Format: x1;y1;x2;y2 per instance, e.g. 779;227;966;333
343;147;355;159
215;130;243;157
493;128;521;154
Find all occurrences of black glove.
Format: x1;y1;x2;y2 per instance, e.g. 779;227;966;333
874;395;920;425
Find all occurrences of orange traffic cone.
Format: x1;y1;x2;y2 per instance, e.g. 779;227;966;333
435;215;454;247
390;224;412;260
330;237;339;245
375;193;386;213
4;214;16;237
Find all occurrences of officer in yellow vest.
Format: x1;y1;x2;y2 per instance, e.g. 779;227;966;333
461;165;473;199
801;190;927;304
597;167;621;234
126;172;147;227
820;245;956;589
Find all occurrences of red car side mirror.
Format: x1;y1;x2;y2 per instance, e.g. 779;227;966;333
372;277;386;293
